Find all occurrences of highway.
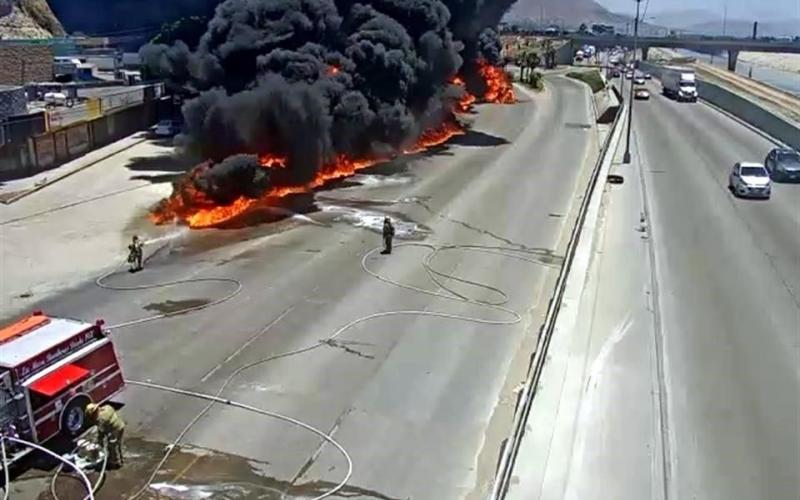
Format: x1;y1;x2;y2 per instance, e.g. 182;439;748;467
4;76;599;499
633;80;800;500
507;76;800;500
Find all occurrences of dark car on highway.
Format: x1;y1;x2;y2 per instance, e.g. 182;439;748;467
765;148;800;181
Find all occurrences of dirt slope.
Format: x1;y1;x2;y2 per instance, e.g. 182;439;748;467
0;0;64;39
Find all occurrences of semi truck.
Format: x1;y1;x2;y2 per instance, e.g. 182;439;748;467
661;66;698;102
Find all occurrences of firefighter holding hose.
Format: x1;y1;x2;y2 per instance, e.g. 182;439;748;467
127;235;144;272
86;403;125;468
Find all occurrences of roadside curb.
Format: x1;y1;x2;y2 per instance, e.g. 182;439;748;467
491;86;628;499
1;135;148;205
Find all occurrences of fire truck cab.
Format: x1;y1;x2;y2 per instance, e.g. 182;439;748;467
0;312;124;462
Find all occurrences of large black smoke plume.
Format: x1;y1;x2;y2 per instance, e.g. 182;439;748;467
142;0;516;200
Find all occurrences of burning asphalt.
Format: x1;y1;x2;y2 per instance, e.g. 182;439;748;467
141;0;517;229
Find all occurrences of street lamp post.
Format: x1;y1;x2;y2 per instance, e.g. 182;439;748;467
623;0;642;164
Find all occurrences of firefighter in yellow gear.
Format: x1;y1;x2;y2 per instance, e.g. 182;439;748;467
127;235;144;272
85;403;125;468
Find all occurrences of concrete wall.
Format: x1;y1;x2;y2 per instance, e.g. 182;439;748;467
639;61;800;149
0;98;158;181
0;45;54;85
556;42;574;65
0;85;27;121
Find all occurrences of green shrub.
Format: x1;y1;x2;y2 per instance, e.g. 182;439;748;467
566;70;606;93
527;71;544;91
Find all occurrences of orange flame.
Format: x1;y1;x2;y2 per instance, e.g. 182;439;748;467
450;76;477;112
478;60;515;104
150;63;516;230
150;120;465;229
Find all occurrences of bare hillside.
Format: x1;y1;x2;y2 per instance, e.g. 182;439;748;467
0;0;64;39
505;0;628;26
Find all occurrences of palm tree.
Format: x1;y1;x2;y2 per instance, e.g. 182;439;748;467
543;40;557;69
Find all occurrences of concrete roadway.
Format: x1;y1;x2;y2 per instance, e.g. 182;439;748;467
5;76;598;499
510;77;799;500
634;81;800;500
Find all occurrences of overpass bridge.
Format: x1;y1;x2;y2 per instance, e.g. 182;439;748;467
555;34;800;71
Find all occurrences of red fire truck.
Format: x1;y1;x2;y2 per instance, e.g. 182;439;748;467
0;312;125;461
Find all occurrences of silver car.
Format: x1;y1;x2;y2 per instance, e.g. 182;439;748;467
765;148;800;182
729;162;771;199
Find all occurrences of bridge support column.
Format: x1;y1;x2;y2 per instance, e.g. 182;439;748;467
727;49;739;72
641;46;650;61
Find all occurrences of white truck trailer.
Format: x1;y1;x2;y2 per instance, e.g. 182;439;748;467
661;66;698;102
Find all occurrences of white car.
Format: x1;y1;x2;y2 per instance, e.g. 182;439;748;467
729;162;771;199
634;88;651;100
633;75;646;85
152;120;181;137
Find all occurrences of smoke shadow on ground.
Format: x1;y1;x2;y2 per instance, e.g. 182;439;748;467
125;154;197;173
449;129;510;147
130;173;184;184
145;136;178;147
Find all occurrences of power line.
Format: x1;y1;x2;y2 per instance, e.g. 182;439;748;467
641;0;652;22
0;23;161;38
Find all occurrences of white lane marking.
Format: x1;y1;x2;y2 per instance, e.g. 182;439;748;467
199;306;295;383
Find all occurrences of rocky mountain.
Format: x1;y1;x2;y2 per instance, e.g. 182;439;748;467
648;9;719;30
680;19;800;38
504;0;628;27
650;8;800;38
0;0;64;38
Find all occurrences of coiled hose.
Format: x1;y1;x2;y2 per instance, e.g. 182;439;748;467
120;242;549;499
37;239;550;500
0;436;96;500
49;444;108;500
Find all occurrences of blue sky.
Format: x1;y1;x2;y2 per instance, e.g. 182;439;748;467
597;0;800;19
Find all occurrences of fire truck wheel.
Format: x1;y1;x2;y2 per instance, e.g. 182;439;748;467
61;397;90;437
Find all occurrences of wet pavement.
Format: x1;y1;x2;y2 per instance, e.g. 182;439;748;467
15;437;402;499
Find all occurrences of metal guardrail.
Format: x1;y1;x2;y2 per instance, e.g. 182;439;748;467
489;85;627;499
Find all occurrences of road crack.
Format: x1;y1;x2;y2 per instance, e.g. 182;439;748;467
413;199;564;266
321;338;375;360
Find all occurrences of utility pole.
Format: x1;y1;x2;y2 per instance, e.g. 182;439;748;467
623;0;642;165
722;4;728;36
540;6;544;31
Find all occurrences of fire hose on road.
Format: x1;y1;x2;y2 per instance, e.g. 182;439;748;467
28;237;552;499
0;435;97;500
